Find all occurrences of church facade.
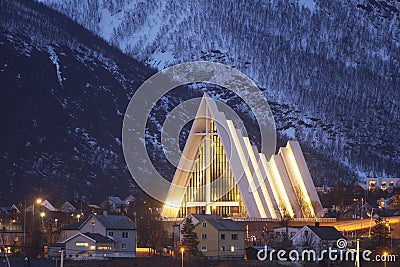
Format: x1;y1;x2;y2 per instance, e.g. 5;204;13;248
161;94;323;219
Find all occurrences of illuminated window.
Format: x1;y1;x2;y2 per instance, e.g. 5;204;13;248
98;246;112;250
178;126;247;218
220;245;225;251
389;181;394;187
76;242;88;247
13;236;19;242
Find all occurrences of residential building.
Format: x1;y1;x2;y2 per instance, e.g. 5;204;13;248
367;178;400;192
162;94;323;219
270;226;303;241
193;215;245;260
59;201;77;213
60;212;137;258
101;196;127;213
62;232;115;260
291;223;344;256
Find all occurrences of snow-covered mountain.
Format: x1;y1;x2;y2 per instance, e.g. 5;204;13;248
0;0;156;203
35;0;400;180
1;0;400;203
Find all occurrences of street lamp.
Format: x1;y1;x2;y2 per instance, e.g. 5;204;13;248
33;198;43;214
385;222;392;248
180;247;184;267
40;212;45;224
76;214;81;222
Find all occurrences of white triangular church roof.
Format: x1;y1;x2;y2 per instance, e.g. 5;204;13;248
161;93;323;219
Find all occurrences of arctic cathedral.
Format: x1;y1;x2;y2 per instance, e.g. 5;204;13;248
161;94;323;219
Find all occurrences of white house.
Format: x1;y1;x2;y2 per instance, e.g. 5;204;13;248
291;224;344;256
62;232;115;260
270;226;303;241
60;212;137;259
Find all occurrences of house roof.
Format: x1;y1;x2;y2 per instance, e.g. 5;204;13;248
61;221;84;230
107;196;125;206
62;232;114;244
195;216;244;231
82;233;114;243
95;215;136;230
306;225;344;240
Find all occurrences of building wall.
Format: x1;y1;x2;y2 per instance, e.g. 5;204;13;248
80;216;107;235
107;229;136;257
65;235;97;259
60;229;80;242
194;221;244;259
218;230;245;259
195;221;218;258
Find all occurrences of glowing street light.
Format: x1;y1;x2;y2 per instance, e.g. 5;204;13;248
32;198;43;214
40;212;45;224
180;247;184;267
76;214;81;222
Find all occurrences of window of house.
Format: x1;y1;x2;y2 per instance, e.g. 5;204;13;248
201;246;207;251
108;231;113;237
389;181;394;187
76;242;88;247
201;233;207;240
221;234;225;240
122;232;128;238
231;234;238;240
202;222;206;228
122;244;127;249
220;246;225;251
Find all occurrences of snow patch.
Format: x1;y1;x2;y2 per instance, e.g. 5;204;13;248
48;46;64;87
298;0;316;12
146;50;175;70
282;127;296;139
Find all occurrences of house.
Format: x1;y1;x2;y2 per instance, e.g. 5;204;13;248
291;223;344;255
60;221;84;241
123;195;136;206
101;196;127;213
62;232;115;260
270;226;303;241
173;214;218;250
193;215;245;260
59;201;77;213
60;212;137;258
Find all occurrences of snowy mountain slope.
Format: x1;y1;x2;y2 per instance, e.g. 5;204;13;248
36;0;400;182
0;0;157;203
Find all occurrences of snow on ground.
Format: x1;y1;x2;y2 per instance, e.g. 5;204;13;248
282;127;296;139
48;46;63;87
98;7;124;40
298;0;316;12
146;50;175;69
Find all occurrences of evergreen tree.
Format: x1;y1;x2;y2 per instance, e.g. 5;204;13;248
180;217;199;257
370;217;390;251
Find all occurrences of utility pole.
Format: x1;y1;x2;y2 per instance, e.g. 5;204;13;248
60;249;64;267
